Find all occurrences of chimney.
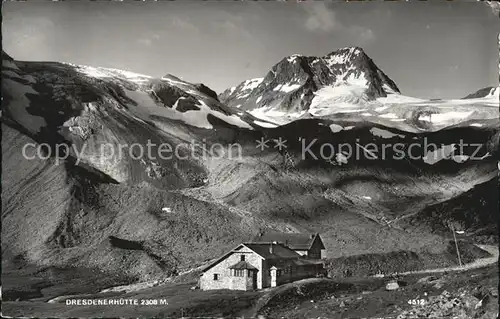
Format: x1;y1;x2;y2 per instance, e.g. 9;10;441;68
269;242;274;254
310;234;315;239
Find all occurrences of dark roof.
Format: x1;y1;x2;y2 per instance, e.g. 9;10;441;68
293;259;324;266
201;244;243;273
242;242;302;260
251;232;325;250
268;258;324;269
229;261;258;270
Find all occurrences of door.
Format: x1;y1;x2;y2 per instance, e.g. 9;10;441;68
252;270;257;290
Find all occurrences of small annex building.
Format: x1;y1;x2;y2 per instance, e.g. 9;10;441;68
252;232;326;259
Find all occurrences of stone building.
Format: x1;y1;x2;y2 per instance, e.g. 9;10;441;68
199;240;325;291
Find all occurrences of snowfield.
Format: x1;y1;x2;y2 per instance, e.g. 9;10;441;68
369;128;405;139
250;87;498;131
67;63;153;84
253;120;278;128
308;83;371;116
124;89;253;130
418;111;475;124
249;107;307;125
376;93;427;104
241;78;264;91
2;58;47;134
336;152;349;164
49;62;258;131
2;77;47;134
329;124;344;133
378;113;399;119
273;83;302;93
423;144;456;165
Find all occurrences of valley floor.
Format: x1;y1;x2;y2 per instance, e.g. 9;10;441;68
2;246;498;318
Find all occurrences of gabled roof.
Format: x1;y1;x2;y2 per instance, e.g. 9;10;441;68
201;244;246;273
229;261;258;270
251;232;325;250
201;242;301;273
242;242;302;260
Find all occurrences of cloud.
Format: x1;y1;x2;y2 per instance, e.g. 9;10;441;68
3;17;56;59
136;34;160;46
354;27;376;45
171;17;199;34
211;19;253;39
302;3;376;45
137;16;198;46
303;2;339;32
137;38;152;46
207;11;256;40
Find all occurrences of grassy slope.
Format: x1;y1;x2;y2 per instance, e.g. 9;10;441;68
256;264;499;319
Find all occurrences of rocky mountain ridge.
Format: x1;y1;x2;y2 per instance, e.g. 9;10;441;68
219;47;400;113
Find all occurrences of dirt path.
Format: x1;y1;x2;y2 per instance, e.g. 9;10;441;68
393;245;499;276
241;278;327;318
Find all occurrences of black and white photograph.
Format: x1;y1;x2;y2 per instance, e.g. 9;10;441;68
1;1;499;318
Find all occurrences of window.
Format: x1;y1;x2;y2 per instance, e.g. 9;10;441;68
309;250;320;259
234;269;245;277
240;255;245;261
213;274;219;281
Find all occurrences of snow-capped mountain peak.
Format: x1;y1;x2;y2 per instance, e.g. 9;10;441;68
219;46;400;113
286;54;303;63
324;46;365;65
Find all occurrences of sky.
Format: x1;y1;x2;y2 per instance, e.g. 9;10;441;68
3;1;499;99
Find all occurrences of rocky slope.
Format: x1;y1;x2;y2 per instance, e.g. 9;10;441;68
2;50;267;281
463;86;499;99
2;50;498;289
403;177;499;243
